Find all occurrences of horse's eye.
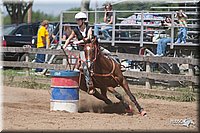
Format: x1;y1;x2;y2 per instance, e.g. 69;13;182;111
86;46;90;50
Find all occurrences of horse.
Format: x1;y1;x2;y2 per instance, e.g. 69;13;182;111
78;38;147;116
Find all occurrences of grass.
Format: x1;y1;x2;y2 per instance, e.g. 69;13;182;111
135;91;196;102
2;69;50;90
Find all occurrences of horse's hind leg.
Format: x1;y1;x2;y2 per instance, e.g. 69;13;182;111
119;77;146;116
107;87;132;112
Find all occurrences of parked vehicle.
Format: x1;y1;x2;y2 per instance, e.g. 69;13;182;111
2;22;58;61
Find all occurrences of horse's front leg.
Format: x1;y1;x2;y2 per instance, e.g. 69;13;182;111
79;79;112;105
107;87;132;113
93;89;112;105
119;77;147;116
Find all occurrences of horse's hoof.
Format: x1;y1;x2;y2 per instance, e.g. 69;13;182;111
140;110;147;116
125;105;133;113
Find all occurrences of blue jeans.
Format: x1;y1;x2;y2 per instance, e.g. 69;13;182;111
94;23;112;39
176;27;187;43
35;47;45;72
156;38;172;55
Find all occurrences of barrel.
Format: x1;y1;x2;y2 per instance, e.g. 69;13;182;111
50;70;80;112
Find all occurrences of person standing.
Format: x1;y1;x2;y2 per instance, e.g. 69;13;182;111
175;9;188;44
35;20;49;73
94;3;113;41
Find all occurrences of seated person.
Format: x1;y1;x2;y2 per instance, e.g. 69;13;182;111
94;3;113;41
155;16;178;56
61;24;72;41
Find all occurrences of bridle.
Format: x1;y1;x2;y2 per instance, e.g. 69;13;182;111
83;38;99;69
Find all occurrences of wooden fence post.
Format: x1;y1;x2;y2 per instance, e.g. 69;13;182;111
188;63;194;91
25;53;29;76
63;56;67;68
145;61;152;89
140;10;144;47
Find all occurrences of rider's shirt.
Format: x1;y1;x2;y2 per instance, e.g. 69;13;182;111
73;25;91;51
79;27;86;37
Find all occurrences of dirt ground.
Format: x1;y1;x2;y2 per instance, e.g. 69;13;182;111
2;86;198;132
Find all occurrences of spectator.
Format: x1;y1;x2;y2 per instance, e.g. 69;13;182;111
35;20;50;73
155;16;178;56
175;9;188;44
61;24;72;41
94;3;113;41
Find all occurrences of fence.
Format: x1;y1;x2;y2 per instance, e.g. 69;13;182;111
1;47;199;89
59;10;199;47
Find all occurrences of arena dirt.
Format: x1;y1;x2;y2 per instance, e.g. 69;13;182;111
3;86;198;131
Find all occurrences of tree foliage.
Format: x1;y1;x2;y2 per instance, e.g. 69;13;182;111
81;0;90;11
3;10;59;25
3;0;33;24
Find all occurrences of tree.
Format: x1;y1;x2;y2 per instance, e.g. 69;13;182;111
3;0;33;24
81;0;90;11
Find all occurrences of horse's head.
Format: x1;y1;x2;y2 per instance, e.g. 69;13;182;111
84;37;99;68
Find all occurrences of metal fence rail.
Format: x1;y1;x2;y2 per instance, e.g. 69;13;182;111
59;10;199;46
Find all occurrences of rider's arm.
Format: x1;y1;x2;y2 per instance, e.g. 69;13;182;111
63;30;75;48
103;10;107;23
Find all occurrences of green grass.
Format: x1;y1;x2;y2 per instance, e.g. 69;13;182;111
135;91;196;102
2;69;51;90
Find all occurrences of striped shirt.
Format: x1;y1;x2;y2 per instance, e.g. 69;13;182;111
178;17;187;27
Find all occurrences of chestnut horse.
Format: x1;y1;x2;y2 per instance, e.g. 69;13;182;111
78;38;146;116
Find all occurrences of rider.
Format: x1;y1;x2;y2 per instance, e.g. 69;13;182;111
63;12;95;95
63;12;120;94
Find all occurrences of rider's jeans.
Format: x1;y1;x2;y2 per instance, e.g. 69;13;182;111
100;46;111;55
100;47;120;64
80;51;92;88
